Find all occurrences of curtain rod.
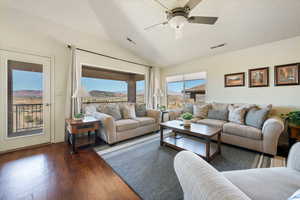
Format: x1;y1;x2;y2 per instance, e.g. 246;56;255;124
67;45;153;69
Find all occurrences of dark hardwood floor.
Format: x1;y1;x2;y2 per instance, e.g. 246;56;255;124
0;143;140;200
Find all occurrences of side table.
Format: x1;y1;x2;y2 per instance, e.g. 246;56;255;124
66;116;101;154
161;110;169;122
288;123;300;148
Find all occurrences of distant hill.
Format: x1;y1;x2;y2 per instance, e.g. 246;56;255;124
89;90;126;97
13;90;42;98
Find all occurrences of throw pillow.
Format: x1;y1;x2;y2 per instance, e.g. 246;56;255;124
245;105;272;129
182;103;194;114
228;105;247;124
101;104;122;120
193;104;210;119
211;102;229;110
207;109;228;121
288;189;300;200
122;104;136;119
135;103;147;117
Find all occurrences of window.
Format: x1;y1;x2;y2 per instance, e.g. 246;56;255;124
136;80;145;103
81;77;128;102
167;81;184;109
166;72;206;109
81;66;145;103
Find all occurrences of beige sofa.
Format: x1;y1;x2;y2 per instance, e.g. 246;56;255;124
168;103;284;156
84;103;160;144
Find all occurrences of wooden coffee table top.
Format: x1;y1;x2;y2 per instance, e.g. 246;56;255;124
160;120;221;138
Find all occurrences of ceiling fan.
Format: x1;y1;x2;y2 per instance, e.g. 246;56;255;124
145;0;218;39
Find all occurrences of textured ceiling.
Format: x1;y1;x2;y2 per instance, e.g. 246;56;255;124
2;0;300;67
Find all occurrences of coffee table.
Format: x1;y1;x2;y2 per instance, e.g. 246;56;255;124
160;120;222;161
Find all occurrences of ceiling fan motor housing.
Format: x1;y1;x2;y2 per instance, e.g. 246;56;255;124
167;7;189;29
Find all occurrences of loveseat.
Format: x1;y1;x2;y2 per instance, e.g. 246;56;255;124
84;103;160;144
174;142;300;200
168;103;284;155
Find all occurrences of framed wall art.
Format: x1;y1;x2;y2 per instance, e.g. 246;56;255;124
224;72;245;87
275;63;300;86
249;67;269;87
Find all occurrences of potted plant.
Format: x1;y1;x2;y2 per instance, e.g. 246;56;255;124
181;112;193;127
158;105;166;111
74;113;84;121
281;111;300;126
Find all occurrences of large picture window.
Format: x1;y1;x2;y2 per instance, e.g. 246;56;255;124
81;77;128;102
81;66;145;103
166;72;206;109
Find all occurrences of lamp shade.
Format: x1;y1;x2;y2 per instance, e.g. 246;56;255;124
72;86;90;98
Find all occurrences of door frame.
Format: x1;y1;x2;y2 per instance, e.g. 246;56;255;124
0;49;55;152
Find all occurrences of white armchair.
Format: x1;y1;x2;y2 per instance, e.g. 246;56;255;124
174;143;300;200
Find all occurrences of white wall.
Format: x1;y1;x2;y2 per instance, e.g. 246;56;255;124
0;6;151;148
161;36;300;115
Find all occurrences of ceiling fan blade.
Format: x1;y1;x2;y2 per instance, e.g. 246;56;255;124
184;0;203;11
153;0;170;10
188;16;218;25
144;21;168;31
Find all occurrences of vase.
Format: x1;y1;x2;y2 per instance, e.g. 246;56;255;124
183;119;191;127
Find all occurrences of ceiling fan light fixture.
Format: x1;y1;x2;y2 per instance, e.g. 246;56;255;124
169;15;187;30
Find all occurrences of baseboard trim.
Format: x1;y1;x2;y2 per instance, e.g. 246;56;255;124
0;142;51;155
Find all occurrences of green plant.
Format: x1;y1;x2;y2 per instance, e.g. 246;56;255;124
281;111;300;126
158;105;166;111
181;112;193;120
74;113;84;119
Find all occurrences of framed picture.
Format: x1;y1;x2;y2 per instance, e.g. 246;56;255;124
224;72;245;87
249;67;269;87
275;63;300;86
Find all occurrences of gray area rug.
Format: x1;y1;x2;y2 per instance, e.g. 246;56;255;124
98;137;270;200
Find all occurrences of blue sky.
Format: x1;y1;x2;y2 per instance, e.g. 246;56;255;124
13;70;42;91
13;70;205;93
167;79;206;93
81;77;145;92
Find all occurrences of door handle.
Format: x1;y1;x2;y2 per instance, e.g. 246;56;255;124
45;103;51;107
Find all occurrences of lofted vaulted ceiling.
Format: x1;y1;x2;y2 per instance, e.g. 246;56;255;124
2;0;300;67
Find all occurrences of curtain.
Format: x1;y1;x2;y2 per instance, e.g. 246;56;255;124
65;45;81;119
147;67;155;109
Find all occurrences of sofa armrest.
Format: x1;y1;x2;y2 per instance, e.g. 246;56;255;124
146;109;161;123
287;142;300;172
93;112;117;144
174;151;251;200
168;110;182;121
262;116;284;155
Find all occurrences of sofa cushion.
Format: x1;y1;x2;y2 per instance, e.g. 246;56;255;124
223;168;300;200
193;104;210;119
245;105;272;129
100;104;122;120
228;105;247;124
134;117;155;126
211;102;229;110
135;103;147;117
121;103;136;119
223;122;262;140
115;119;139;132
197;119;227;129
207;109;228;121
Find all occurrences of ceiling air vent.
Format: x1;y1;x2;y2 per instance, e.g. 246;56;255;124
126;37;136;45
210;43;226;49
